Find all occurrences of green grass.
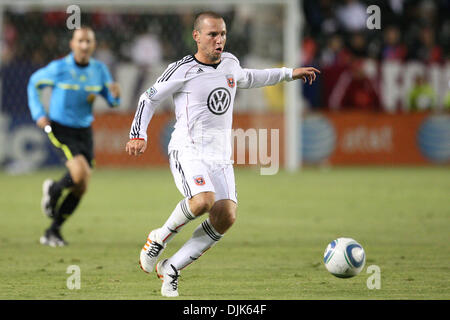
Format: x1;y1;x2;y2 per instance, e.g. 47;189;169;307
0;166;449;299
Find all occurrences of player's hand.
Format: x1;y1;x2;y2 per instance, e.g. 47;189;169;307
292;67;321;85
126;139;147;156
36;116;51;130
109;82;121;99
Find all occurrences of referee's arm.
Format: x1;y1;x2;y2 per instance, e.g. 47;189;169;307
100;82;121;107
99;63;121;107
27;63;56;129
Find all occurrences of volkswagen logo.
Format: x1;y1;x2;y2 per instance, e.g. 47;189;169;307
207;87;231;115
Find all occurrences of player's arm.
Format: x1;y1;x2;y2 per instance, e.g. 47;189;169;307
292;67;321;84
99;63;121;107
237;66;320;89
27;62;57;129
126;79;184;156
237;67;293;89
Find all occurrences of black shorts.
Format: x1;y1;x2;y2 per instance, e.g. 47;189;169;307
48;121;95;168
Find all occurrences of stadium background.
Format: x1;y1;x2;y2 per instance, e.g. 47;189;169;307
0;0;449;172
0;0;449;302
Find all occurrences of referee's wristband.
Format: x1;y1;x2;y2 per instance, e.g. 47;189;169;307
130;138;145;141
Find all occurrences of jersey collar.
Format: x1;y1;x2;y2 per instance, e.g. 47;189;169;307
192;54;221;69
68;53;90;68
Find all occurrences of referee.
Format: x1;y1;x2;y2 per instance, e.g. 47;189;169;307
27;26;120;246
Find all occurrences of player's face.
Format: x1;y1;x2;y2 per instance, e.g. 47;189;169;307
193;18;227;64
70;29;96;64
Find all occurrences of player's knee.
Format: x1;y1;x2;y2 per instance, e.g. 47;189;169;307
72;179;88;196
194;199;214;215
209;201;237;234
212;210;235;234
71;168;90;186
189;192;215;215
67;155;91;183
71;169;91;196
222;207;237;228
227;209;237;226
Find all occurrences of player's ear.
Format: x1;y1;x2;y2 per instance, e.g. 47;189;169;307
70;29;78;51
192;29;199;43
69;38;75;51
89;30;97;50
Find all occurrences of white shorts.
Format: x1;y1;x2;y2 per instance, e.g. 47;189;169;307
169;150;237;204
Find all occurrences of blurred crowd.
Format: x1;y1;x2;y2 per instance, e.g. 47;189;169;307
1;0;449;113
303;0;449;64
1;7;254;116
302;0;450;111
2;9;250;70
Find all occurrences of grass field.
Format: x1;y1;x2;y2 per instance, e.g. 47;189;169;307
0;166;449;300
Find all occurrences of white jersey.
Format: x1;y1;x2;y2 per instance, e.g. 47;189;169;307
129;52;293;163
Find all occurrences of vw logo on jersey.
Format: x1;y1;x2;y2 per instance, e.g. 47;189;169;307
207;87;231;115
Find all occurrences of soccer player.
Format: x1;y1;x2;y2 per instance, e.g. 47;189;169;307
27;26;121;247
126;11;319;297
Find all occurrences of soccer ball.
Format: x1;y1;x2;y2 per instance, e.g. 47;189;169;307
323;237;366;278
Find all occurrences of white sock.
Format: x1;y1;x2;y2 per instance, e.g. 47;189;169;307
158;198;196;244
166;217;223;271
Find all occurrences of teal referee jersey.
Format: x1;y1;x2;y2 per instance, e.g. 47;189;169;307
27;53;120;128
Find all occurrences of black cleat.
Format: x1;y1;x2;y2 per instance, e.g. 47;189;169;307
39;228;68;247
41;179;61;218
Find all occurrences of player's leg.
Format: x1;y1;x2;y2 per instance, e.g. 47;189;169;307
158;191;215;244
140;191;215;273
153;192;218;297
41;171;74;218
139;150;215;273
208;199;237;234
43;155;91;246
51;155;91;227
157;201;235;297
164;200;235;271
41;122;77;218
156;220;221;297
158;165;237;297
41;123;94;246
208;164;237;234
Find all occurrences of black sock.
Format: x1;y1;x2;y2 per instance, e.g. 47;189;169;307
50;192;81;231
50;172;75;197
49;172;74;208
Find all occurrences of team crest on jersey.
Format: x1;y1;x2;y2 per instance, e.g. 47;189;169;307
193;175;206;186
226;74;235;88
145;87;158;99
207;87;231;115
